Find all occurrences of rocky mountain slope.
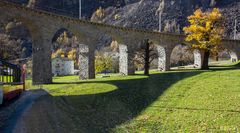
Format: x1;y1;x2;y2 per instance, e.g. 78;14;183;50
1;0;240;61
92;0;240;38
8;0;240;37
10;0;135;18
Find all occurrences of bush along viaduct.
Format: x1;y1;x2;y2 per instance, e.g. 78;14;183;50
1;1;240;84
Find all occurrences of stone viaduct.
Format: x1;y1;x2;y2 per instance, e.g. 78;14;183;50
1;1;240;84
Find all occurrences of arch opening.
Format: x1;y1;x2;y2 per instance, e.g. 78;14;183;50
128;39;160;74
0;13;52;84
51;28;80;78
170;44;195;70
209;49;238;66
94;35;120;77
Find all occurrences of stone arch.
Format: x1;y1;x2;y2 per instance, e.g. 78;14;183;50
145;37;173;71
50;28;96;80
216;49;239;63
170;44;195;69
141;39;165;71
0;13;52;84
93;33;131;76
94;34;116;75
51;28;78;77
215;41;240;64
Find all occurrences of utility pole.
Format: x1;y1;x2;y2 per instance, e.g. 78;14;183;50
156;0;164;32
79;0;81;19
159;12;162;32
144;39;150;75
234;19;237;40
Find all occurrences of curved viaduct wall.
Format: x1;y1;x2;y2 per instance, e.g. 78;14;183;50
0;1;240;84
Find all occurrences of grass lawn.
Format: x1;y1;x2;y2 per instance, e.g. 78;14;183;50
25;63;240;132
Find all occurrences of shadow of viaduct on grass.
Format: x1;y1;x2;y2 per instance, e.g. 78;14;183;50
2;65;240;132
43;71;203;132
31;65;240;132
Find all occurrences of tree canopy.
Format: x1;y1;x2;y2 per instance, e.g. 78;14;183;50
183;8;224;53
183;8;224;69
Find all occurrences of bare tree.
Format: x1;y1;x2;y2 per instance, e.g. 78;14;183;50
134;40;158;75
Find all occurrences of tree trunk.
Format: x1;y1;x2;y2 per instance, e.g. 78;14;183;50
215;53;219;61
201;50;210;70
144;40;150;75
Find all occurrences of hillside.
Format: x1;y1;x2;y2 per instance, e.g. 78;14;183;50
11;0;240;37
93;0;240;37
1;0;240;61
7;0;240;37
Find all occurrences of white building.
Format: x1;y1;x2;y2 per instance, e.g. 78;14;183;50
52;57;74;76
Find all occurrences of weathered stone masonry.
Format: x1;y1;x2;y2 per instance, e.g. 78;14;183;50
0;1;240;84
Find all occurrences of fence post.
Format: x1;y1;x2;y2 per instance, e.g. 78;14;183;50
0;82;3;105
21;64;26;91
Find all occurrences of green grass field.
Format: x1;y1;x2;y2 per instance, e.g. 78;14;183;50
25;62;240;132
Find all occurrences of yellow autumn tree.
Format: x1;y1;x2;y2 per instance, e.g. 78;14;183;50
183;8;224;69
95;51;113;74
51;49;65;59
95;7;105;18
91;7;105;22
68;49;78;68
110;40;119;52
57;31;69;45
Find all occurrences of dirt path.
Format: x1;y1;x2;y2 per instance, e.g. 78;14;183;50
1;89;87;133
0;89;48;133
